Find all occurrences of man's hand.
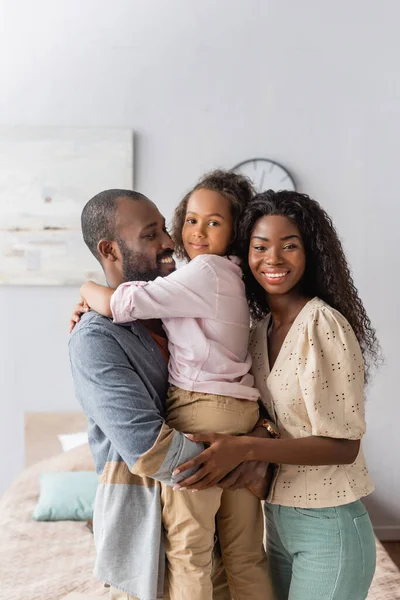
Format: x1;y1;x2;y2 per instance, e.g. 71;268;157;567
217;417;275;499
246;464;274;500
217;460;269;498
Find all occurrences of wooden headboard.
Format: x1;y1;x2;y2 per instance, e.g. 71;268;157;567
24;412;88;467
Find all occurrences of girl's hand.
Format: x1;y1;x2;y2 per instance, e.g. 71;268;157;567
80;281;114;318
69;299;89;333
173;433;246;490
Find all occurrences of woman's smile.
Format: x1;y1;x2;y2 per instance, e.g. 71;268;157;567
260;269;290;285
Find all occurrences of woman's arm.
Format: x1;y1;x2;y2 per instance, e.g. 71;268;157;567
176;305;366;490
80;281;114;318
244;435;360;465
174;433;360;490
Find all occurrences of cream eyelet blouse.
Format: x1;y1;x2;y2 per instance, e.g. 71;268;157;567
249;297;374;508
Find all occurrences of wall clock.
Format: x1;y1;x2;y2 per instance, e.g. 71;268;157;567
232;158;296;193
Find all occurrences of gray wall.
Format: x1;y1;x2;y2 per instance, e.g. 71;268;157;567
0;0;398;537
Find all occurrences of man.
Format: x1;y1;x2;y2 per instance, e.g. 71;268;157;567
69;189;268;600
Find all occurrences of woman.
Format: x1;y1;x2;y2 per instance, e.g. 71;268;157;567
175;190;381;600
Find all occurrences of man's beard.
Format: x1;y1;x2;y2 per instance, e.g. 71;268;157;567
118;238;168;282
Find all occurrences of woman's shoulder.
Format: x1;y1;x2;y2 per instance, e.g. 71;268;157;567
306;297;354;332
302;297;361;354
250;315;270;332
298;298;365;389
249;315;270;345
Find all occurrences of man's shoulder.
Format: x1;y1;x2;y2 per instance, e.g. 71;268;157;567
70;310;118;336
69;311;137;349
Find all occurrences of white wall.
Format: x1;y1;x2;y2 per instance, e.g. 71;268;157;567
0;0;399;536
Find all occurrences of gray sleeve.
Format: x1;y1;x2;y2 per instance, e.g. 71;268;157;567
68;324;202;485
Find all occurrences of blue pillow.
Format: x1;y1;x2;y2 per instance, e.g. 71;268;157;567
33;471;98;521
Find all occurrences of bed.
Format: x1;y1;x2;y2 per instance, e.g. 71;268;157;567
0;443;106;600
0;413;398;600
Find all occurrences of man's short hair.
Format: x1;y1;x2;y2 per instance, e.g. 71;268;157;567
81;189;145;260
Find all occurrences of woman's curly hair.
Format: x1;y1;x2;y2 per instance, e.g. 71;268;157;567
239;190;381;382
172;169;255;261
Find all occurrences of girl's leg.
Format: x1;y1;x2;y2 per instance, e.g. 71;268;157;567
165;388;262;600
264;503;293;600
161;483;223;600
212;537;231;600
276;501;376;600
217;489;273;600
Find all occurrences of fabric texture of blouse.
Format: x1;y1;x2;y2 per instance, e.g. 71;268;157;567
111;254;259;401
249;297;374;508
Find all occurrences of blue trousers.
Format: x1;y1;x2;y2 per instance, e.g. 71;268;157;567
265;500;376;600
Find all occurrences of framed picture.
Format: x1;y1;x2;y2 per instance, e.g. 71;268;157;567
0;127;134;285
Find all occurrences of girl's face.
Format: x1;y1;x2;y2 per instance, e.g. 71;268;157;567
248;215;306;297
182;188;233;260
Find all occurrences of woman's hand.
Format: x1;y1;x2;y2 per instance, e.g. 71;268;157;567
69;299;89;333
218;418;271;495
173;433;247;490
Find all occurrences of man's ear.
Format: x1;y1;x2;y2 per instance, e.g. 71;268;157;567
97;239;119;262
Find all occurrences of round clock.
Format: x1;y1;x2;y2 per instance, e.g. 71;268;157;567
232;158;296;193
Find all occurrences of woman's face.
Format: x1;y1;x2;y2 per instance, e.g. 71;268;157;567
182;188;233;260
248;215;306;296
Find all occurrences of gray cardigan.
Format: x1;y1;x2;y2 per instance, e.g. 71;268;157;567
69;311;202;600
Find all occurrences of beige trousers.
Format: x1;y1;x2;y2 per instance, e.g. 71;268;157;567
160;387;272;600
109;543;230;600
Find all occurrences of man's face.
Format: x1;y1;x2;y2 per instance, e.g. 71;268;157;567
105;197;175;287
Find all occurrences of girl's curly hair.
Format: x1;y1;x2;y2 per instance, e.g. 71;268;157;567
240;190;381;382
172;169;255;261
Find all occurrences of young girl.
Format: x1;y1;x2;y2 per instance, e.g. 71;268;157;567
176;190;381;600
78;171;273;600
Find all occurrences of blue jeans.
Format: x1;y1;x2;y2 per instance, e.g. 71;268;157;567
265;500;376;600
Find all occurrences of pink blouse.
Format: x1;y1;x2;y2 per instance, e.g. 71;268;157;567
111;255;259;401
